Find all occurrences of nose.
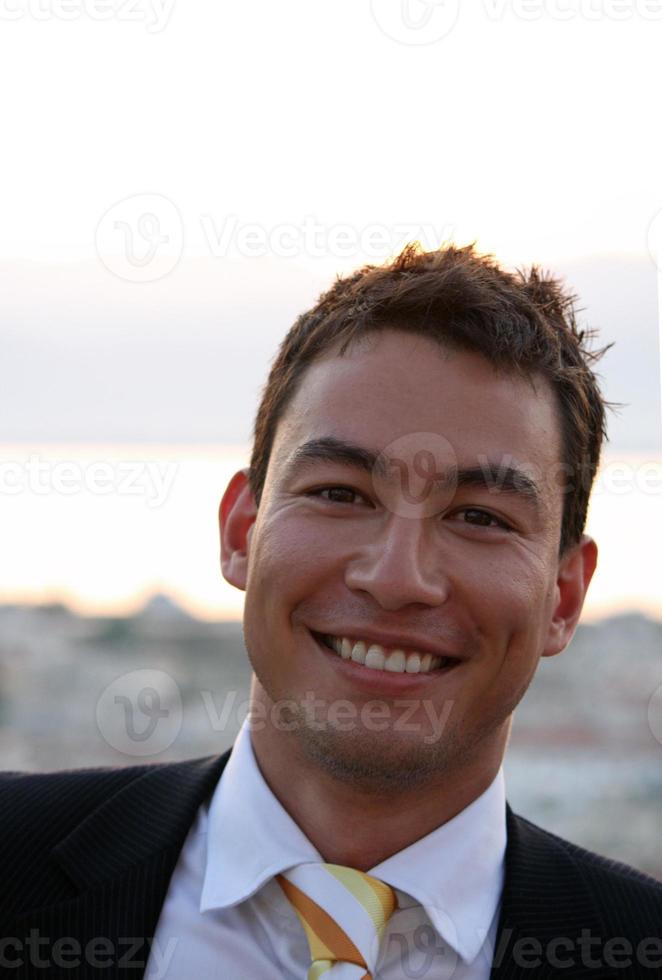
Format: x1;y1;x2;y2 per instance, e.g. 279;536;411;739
344;514;451;611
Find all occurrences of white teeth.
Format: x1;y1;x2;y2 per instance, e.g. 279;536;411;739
384;650;407;673
350;641;367;665
365;645;386;670
323;635;451;674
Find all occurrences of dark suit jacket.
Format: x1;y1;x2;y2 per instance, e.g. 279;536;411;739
1;752;661;979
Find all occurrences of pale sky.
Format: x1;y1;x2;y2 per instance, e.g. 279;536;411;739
0;4;660;264
1;3;660;447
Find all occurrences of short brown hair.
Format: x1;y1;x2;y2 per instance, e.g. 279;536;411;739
248;243;611;554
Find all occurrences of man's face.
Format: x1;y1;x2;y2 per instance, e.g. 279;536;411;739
221;329;596;789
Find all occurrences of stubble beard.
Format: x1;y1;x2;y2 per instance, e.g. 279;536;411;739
273;698;508;796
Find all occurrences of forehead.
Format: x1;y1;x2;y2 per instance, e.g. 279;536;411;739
274;330;563;475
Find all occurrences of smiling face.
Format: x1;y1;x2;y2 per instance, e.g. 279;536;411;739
220;329;597;791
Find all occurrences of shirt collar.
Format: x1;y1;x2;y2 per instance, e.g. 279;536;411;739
200;719;322;913
201;718;506;965
370;766;506;963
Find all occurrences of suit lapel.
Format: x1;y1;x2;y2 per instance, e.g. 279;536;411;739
489;805;617;979
52;752;231;892
17;752;230;980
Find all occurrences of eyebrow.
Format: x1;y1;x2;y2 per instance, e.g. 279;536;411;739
283;436;543;509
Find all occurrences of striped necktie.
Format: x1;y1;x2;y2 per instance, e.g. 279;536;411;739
277;862;397;979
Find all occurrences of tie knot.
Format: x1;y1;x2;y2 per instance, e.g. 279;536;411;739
277;862;397;978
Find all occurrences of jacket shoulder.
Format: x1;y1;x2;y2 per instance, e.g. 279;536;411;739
512;811;662;927
0;762;168;855
1;755;228;923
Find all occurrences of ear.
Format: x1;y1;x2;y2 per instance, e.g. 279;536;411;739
542;534;598;658
219;468;258;592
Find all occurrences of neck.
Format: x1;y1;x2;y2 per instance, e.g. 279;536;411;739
248;694;508;871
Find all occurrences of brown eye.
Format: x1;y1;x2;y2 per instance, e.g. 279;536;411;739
323;487;357;504
463;509;494;526
457;508;511;530
308;486;366;505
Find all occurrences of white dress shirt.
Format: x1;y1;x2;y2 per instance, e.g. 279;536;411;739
146;720;506;980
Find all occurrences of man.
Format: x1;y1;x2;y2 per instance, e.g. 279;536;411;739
2;244;661;979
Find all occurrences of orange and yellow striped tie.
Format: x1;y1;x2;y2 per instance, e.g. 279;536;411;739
277;863;397;979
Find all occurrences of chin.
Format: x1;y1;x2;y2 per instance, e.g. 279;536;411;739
292;719;465;793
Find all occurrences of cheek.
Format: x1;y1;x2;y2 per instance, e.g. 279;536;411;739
467;553;533;607
465;557;551;650
247;514;342;597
